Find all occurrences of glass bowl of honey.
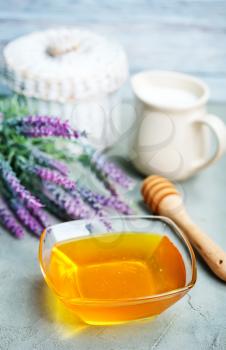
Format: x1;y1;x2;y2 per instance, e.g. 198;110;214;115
39;215;196;325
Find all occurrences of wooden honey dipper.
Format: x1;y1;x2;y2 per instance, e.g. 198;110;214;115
141;175;226;282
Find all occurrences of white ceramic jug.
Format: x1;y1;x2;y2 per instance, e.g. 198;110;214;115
131;71;226;180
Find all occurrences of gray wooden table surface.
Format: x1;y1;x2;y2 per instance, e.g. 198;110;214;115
0;1;226;349
0;102;226;350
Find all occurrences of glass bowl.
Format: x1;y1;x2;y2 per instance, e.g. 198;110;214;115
39;215;196;325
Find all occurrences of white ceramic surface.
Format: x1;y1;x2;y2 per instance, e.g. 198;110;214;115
25;91;122;150
131;71;226;180
3;28;128;150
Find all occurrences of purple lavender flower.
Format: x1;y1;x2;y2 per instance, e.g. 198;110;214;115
104;196;133;215
0;155;42;211
75;186;104;212
9;198;44;237
7;115;83;139
78;147;117;195
31;148;68;175
91;152;134;189
33;166;75;190
76;185;132;215
73;186;112;230
43;183;91;219
31;207;49;227
101;162;134;189
0;202;24;238
81;147;132;195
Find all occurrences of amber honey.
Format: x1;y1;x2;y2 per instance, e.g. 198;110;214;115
46;233;186;324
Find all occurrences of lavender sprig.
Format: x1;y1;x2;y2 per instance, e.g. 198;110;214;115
31;207;49;227
9;198;44;237
31;166;76;190
6;115;83;139
31;148;68;175
75;186;104;212
0;201;24;238
104;196;133;215
91;152;134;189
0;155;42;211
0;99;135;239
73;186;112;230
76;185;132;215
42;183;91;220
80;146;133;195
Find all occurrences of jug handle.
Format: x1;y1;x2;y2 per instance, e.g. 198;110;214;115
191;114;226;172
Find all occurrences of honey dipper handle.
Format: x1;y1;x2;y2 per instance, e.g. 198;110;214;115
159;196;226;281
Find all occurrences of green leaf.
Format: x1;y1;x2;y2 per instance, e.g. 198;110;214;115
78;153;91;166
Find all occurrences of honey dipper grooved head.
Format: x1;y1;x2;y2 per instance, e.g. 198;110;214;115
141;175;180;213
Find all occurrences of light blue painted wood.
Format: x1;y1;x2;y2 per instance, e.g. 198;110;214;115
0;1;226;101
